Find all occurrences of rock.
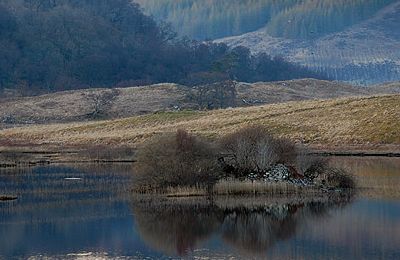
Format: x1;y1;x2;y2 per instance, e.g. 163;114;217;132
246;172;259;181
0;195;18;201
265;164;291;181
1;115;15;124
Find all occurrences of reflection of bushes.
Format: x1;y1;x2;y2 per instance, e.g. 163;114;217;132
221;206;299;253
132;196;353;256
132;200;223;256
133;130;221;193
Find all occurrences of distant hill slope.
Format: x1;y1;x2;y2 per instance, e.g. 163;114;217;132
1;95;399;149
371;82;400;94
134;0;397;41
217;1;400;85
1;79;391;125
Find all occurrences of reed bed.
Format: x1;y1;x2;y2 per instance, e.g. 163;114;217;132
146;180;322;197
213;179;315;195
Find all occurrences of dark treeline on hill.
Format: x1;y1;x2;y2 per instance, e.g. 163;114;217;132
0;0;324;96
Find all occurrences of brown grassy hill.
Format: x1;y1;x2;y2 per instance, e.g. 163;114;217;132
1;95;399;151
236;79;371;104
1;79;390;126
371;82;400;94
0;83;187;125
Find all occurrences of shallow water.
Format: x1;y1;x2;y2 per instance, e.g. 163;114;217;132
0;158;399;259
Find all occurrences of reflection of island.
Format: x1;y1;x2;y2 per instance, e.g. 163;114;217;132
132;195;353;257
133;201;223;255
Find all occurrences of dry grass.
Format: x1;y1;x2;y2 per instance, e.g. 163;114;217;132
0;83;189;123
145;179;320;197
165;186;208;197
237;78;371;104
1;78;395;125
213;179;316;195
0;95;399;149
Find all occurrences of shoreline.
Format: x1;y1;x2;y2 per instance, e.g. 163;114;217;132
311;151;400;157
1;147;400;168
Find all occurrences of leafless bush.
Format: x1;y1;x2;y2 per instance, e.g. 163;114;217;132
219;125;297;177
318;168;356;190
133;129;222;193
296;150;328;180
275;137;298;165
187;80;237;110
84;89;120;119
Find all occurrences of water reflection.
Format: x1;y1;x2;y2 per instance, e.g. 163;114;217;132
0;160;399;259
133;201;223;256
0;164;136;258
132;195;353;257
330;157;400;199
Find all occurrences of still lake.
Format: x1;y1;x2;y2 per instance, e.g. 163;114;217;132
0;158;399;259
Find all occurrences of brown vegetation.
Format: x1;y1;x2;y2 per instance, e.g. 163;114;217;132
133;130;221;193
1;79;396;125
316;168;356;190
1;95;398;150
133;126;355;195
220;125;297;177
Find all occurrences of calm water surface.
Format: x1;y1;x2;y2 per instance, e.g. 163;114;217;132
0;158;399;259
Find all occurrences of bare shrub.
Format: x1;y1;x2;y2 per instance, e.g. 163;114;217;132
220;125;297;177
296;150;328;180
317;168;356;189
275;137;298;165
186;80;237;110
84;89;120;119
133;129;221;193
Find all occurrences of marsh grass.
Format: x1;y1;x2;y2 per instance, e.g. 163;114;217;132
143;179;323;197
1;95;399;148
213;179;313;195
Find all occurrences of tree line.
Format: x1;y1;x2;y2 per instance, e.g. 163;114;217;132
0;0;324;96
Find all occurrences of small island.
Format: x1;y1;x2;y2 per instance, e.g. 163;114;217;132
133;125;355;197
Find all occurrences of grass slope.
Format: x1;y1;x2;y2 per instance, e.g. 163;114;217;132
0;79;385;125
1;95;399;149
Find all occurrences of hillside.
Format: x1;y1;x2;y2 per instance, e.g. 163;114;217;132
1;95;399;151
371;82;400;94
0;0;320;96
134;0;396;40
0;79;385;125
217;1;400;85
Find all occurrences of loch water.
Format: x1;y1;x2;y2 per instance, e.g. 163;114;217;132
0;158;399;259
